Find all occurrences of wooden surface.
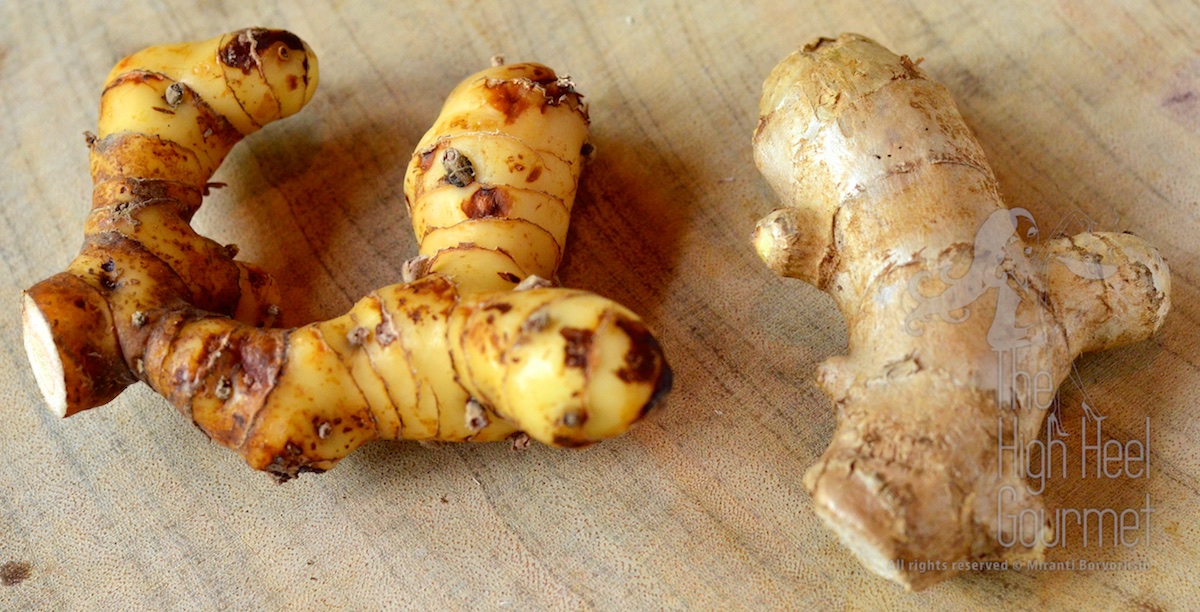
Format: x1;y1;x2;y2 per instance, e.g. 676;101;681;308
2;0;1198;609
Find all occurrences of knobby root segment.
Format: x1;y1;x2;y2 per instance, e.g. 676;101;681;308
752;33;1169;590
23;27;312;417
22;31;670;481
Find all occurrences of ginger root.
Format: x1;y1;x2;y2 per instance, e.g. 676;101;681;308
22;30;670;481
753;34;1169;589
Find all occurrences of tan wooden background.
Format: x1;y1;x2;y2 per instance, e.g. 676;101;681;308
2;0;1198;609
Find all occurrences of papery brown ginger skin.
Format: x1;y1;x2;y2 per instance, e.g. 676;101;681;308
752;33;1169;590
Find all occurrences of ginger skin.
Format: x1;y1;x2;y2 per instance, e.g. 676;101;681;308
22;30;670;481
753;34;1169;590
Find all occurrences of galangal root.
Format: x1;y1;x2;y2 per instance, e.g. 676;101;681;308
22;28;671;481
752;34;1169;589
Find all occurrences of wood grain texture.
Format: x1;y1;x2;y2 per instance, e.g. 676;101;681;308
1;0;1197;609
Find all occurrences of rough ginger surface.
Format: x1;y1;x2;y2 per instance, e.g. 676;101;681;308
752;33;1170;590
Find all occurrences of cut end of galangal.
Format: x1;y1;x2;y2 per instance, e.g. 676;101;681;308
22;292;69;418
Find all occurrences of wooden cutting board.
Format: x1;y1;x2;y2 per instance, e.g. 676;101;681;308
2;0;1197;608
